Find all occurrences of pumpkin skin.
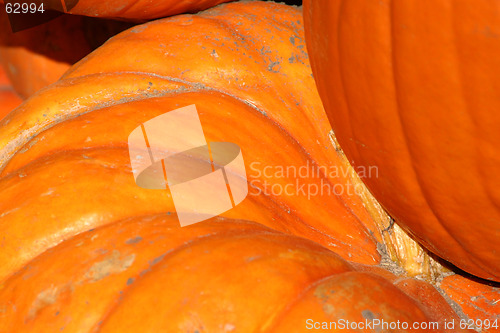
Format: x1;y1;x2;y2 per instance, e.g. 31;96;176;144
0;2;476;329
0;215;465;332
0;66;21;120
440;274;500;332
0;5;133;98
303;0;500;282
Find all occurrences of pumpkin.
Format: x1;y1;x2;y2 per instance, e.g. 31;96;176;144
0;5;133;98
303;0;500;282
0;1;478;330
0;214;470;332
0;0;389;281
355;261;500;333
0;65;21;120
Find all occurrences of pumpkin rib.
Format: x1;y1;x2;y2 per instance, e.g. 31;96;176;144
385;0;488;277
336;0;361;165
385;10;479;267
264;270;431;332
94;230;231;310
1;70;382;254
388;10;491;274
259;271;353;332
0;73;190;169
447;1;497;274
1;70;292;169
0;215;282;331
92;229;353;332
60;72;383;248
336;0;485;275
0;145;380;283
0;214;278;285
91;230;349;331
305;0;500;280
3;138;378;251
1;143;380;256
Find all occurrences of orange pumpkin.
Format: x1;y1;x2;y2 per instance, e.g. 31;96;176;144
0;215;468;332
0;1;390;282
0;5;133;98
0;1;477;330
303;0;500;282
0;65;21;120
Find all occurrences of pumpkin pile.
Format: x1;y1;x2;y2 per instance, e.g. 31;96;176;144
0;1;498;332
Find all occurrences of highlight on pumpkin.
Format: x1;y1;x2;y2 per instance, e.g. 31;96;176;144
0;1;498;332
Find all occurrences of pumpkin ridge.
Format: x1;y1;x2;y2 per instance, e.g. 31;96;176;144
0;74;192;170
261;270;440;332
0;145;127;178
5;144;379;258
258;270;355;332
1;71;272;170
2;147;379;281
90;228;330;331
0;70;382;255
382;6;485;278
305;0;500;280
0;216;278;285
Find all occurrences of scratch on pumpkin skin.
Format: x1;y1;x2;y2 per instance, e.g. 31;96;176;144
0;207;20;218
125;236;143;245
312;284;338;316
26;249;136;320
27;284;74;321
82;250;135;283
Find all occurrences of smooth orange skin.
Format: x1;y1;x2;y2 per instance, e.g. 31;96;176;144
0;5;132;98
0;215;465;332
304;0;500;281
0;2;384;283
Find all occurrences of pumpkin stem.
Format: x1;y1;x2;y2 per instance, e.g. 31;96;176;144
328;130;449;282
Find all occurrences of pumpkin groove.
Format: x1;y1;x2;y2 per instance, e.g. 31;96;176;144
303;0;500;282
